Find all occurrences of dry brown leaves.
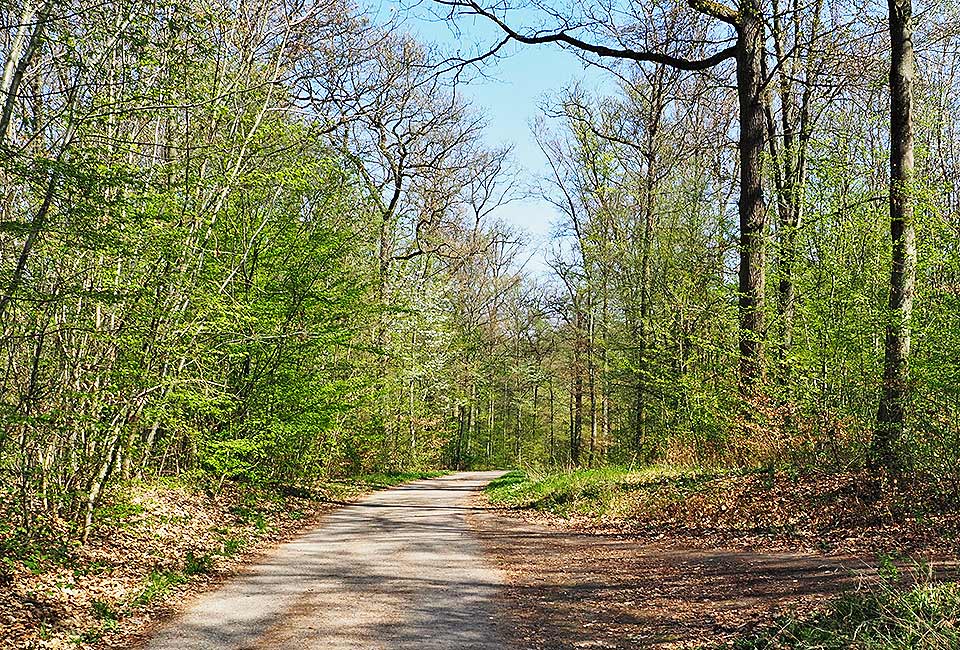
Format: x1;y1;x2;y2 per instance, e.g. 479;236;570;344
473;472;960;650
521;471;960;559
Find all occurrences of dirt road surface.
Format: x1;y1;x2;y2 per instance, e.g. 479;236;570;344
144;471;506;650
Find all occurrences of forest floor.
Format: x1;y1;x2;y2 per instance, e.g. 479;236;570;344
474;468;960;649
0;472;444;650
6;468;959;649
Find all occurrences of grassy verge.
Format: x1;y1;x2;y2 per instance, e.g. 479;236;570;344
317;470;448;497
1;470;447;650
485;466;717;518
733;575;960;649
485;467;960;554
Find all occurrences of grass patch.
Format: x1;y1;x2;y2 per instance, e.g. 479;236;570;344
71;598;121;645
184;550;214;575
72;627;105;644
733;578;960;649
219;536;245;556
228;504;269;531
90;598;118;623
133;568;187;606
347;470;449;490
96;499;146;527
486;466;715;518
264;471;448;504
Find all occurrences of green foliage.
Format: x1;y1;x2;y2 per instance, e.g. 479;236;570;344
90;599;118;624
229;505;269;532
219;537;245;557
3;0;960;551
183;550;214;576
0;505;79;571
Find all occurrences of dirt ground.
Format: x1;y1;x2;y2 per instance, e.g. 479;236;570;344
469;504;876;649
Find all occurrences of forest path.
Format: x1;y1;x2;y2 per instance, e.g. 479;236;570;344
144;471;507;650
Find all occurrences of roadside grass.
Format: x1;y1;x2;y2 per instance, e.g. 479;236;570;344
133;568;188;606
485;466;718;518
327;470;449;493
484;467;960;553
732;574;960;649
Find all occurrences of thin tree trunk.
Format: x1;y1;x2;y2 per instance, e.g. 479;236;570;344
487;395;494;458
572;311;584;465
634;84;660;456
767;0;819;381
531;382;539;445
588;308;597;468
82;430;123;543
548;380;555;463
0;1;53;143
467;384;476;464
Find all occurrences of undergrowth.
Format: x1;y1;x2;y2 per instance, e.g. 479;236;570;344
733;569;960;650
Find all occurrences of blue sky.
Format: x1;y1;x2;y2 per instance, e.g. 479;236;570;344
369;1;613;274
454;42;587;274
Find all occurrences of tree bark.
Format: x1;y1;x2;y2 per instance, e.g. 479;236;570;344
571;311;584;464
874;0;917;471
635;84;661;454
735;5;769;390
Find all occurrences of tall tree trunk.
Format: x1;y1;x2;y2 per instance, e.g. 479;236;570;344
467;383;476;463
874;0;917;471
571;311;584;465
735;6;768;390
635;98;658;454
548;380;555;463
587;307;597;467
531;382;539;443
487;395;494;458
454;405;465;469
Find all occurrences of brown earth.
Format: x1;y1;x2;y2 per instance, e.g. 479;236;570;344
469;503;881;650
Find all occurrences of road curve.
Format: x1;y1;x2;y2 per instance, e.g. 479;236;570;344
145;471;507;650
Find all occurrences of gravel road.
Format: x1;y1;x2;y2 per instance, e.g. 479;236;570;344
145;471;507;650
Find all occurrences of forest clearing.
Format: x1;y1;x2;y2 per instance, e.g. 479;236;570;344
2;0;959;647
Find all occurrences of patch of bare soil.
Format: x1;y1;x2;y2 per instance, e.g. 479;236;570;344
470;503;879;650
